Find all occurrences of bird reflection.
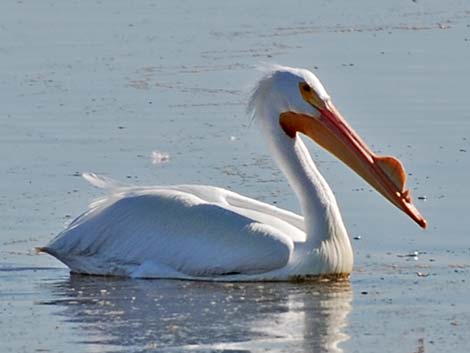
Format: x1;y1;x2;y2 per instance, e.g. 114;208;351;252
40;275;352;352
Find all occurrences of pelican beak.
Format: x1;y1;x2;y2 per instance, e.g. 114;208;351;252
279;100;427;229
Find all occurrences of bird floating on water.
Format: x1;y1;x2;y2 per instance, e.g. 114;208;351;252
40;65;426;281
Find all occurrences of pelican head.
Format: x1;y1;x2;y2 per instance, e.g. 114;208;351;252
250;65;427;229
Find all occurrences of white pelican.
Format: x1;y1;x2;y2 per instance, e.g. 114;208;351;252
40;65;426;281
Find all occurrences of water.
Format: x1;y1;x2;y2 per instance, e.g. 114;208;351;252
1;0;469;352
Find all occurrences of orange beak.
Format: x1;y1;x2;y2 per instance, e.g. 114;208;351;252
280;100;427;229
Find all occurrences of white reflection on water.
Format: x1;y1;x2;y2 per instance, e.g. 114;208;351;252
39;275;352;353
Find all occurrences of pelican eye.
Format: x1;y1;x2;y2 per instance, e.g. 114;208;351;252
299;82;325;110
299;82;314;96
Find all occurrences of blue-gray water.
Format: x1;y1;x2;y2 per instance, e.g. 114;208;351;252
1;1;469;352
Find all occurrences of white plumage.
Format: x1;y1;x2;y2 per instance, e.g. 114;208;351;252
41;65;425;281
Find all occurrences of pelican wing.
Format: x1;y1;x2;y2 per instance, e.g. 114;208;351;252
43;185;299;278
165;185;306;240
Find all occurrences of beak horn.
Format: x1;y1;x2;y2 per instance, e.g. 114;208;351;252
279;101;427;229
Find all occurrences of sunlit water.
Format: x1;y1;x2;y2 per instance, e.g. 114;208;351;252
38;275;351;352
1;1;469;352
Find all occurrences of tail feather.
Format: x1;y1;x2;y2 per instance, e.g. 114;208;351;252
35;246;47;254
82;172;129;191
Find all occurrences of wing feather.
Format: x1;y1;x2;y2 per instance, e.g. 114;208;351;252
44;188;294;277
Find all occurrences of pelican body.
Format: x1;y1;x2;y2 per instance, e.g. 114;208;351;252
41;66;426;281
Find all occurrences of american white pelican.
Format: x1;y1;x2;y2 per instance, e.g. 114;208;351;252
40;65;426;281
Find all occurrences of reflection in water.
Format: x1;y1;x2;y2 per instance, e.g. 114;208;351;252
40;275;352;352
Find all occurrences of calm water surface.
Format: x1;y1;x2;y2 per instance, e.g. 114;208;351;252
1;1;469;352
